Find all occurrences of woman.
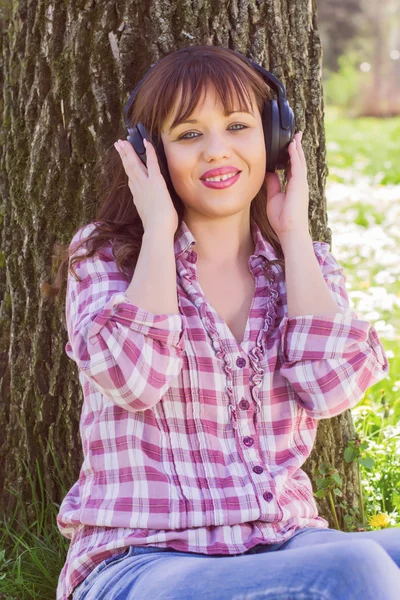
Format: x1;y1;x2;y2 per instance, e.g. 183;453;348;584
54;46;397;600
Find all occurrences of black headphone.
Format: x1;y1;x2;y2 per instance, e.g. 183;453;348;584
122;47;295;185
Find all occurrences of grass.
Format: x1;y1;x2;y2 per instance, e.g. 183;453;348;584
0;104;399;599
0;450;70;599
324;105;400;185
324;104;400;528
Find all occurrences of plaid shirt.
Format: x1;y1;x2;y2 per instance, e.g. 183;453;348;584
57;219;389;600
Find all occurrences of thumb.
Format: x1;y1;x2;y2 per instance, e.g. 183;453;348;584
143;138;158;173
265;172;281;198
144;138;169;186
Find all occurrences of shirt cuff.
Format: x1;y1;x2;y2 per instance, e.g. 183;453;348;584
281;310;373;363
87;292;184;349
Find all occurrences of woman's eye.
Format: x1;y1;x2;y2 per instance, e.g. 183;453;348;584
178;124;248;140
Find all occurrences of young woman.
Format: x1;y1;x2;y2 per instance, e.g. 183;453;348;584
54;46;397;600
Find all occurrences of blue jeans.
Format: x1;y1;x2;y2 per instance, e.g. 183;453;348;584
72;526;400;599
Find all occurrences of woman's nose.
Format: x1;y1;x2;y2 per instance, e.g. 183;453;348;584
202;136;232;160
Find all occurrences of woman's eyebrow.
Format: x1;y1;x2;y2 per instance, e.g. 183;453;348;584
168;110;255;134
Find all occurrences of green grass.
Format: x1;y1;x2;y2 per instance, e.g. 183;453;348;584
324;104;400;528
324;105;400;185
352;356;400;520
0;450;70;599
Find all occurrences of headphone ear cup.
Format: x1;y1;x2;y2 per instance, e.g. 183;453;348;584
127;123;151;167
127;123;170;184
263;98;295;172
262;99;279;173
153;135;173;185
276;101;295;170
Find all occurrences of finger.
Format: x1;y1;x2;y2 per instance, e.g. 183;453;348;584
288;137;302;173
143;138;158;177
116;139;148;178
290;134;308;180
296;132;307;171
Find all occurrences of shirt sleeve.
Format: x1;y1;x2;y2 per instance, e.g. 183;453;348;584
65;223;185;412
279;241;389;420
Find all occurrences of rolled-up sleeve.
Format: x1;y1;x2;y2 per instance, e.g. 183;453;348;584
65;224;184;412
280;242;389;420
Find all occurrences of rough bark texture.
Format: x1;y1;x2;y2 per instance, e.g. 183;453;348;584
0;0;359;529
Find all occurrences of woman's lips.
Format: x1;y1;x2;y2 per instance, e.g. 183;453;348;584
200;172;241;189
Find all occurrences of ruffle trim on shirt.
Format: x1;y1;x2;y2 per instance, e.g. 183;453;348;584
246;262;280;438
177;258;280;432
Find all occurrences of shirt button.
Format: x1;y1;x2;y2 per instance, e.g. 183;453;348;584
243;436;254;447
236;357;246;368
263;491;273;502
239;399;250;410
253;466;263;474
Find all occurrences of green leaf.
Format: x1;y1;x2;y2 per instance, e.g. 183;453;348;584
344;447;357;462
314;489;326;499
334;488;343;496
331;472;342;486
322;478;333;489
358;456;375;470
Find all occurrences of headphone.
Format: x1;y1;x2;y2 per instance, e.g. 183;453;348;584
122;47;295;186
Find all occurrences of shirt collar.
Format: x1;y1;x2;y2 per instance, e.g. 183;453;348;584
173;218;278;262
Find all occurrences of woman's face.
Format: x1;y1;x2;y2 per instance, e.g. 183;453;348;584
160;84;267;221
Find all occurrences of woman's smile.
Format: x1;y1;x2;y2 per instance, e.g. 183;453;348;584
200;171;241;189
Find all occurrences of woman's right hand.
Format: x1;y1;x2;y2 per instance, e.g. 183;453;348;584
114;138;179;236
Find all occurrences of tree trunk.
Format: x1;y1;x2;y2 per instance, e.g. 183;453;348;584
0;0;359;531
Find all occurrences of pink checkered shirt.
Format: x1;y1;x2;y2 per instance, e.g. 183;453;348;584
57;219;389;600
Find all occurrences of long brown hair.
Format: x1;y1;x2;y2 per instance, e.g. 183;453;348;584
42;44;286;299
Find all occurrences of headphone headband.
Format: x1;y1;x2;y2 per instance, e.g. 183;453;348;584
122;46;295;174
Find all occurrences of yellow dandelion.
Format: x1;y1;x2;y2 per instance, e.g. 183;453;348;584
369;513;391;528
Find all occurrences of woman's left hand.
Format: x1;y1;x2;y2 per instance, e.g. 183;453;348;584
265;131;310;241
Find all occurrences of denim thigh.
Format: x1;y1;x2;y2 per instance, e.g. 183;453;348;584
278;525;400;568
71;527;309;600
72;526;400;600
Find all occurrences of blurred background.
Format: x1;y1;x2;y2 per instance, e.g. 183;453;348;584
318;0;400;529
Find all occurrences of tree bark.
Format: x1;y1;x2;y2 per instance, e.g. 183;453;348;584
0;0;359;531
